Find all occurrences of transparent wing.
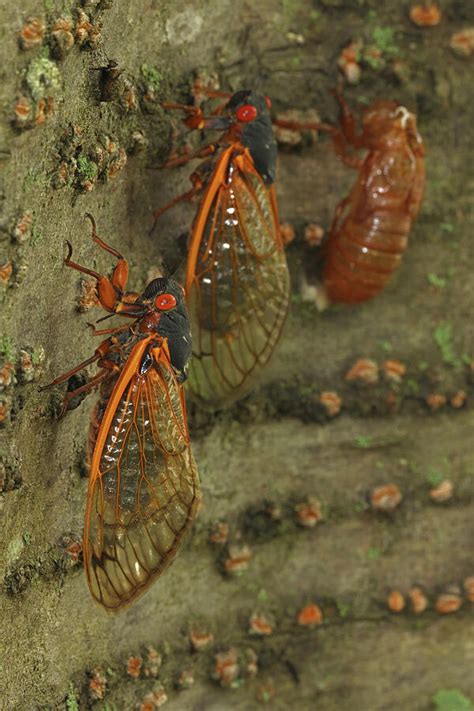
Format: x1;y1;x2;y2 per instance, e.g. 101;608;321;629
84;348;200;611
187;155;290;407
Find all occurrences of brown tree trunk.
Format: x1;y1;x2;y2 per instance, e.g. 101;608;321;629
1;1;474;709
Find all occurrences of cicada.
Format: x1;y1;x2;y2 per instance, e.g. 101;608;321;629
275;89;425;304
153;90;290;408
43;215;200;611
320;92;425;303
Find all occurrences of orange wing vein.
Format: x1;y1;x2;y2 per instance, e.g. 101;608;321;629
186;149;290;407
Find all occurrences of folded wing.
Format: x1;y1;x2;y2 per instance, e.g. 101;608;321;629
84;345;200;611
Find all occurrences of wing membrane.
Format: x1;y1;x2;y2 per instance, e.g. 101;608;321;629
187;152;290;407
84;344;200;611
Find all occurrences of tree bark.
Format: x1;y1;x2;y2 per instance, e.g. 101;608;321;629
1;1;474;709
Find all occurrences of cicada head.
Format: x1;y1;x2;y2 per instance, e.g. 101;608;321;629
362;100;411;148
141;277;192;378
225;90;277;185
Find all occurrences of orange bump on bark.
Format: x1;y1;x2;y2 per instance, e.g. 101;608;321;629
297;602;323;627
450;390;467;409
371;484;402;512
122;81;138;111
14;96;33;127
279;222;296;245
387;590;405;613
75;10;101;47
212;648;240;687
0;363;15;389
78;279;100;312
139;685;168;709
408;587;428;614
177;668;195;689
127;655;142;679
319;391;342;417
295;498;322;528
89;667;107;701
338;40;363;84
463;576;474;603
209;521;229;545
345;358;379;384
52;17;75;56
0;401;9;425
425;393;446;410
450;28;474;57
19;17;45;49
409;3;441;27
64;539;82;565
304;223;325;247
189;628;214;652
143;646;162;678
191;70;220;107
12;209;33;244
429;479;453;503
249;613;273;636
435;592;462;614
0;262;13;287
383;360;406;383
224;544;252;575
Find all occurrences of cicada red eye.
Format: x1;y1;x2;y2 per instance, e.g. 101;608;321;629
264;95;272;110
155;293;177;310
236;104;258;122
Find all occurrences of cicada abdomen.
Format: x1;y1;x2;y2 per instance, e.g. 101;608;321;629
322;95;425;303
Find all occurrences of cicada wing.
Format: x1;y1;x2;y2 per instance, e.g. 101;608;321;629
187;153;290;407
84;344;200;611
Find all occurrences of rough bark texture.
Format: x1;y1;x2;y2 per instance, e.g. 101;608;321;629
1;1;474;709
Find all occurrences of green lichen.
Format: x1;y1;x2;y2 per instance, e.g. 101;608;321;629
440;222;455;233
140;63;162;92
354;435;373;449
0;337;15;362
406;379;420;394
367;547;381;561
426;469;444;487
30;225;44;247
26;56;60;101
433;323;460;368
65;683;79;711
76;156;99;182
372;26;398;57
433;689;473;711
336;600;351;618
7;537;25;563
427;273;447;288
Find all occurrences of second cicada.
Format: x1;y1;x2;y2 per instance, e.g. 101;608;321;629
42;215;201;612
153;90;290;409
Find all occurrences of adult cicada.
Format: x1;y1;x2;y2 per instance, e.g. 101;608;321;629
153;90;290;408
43;215;200;611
